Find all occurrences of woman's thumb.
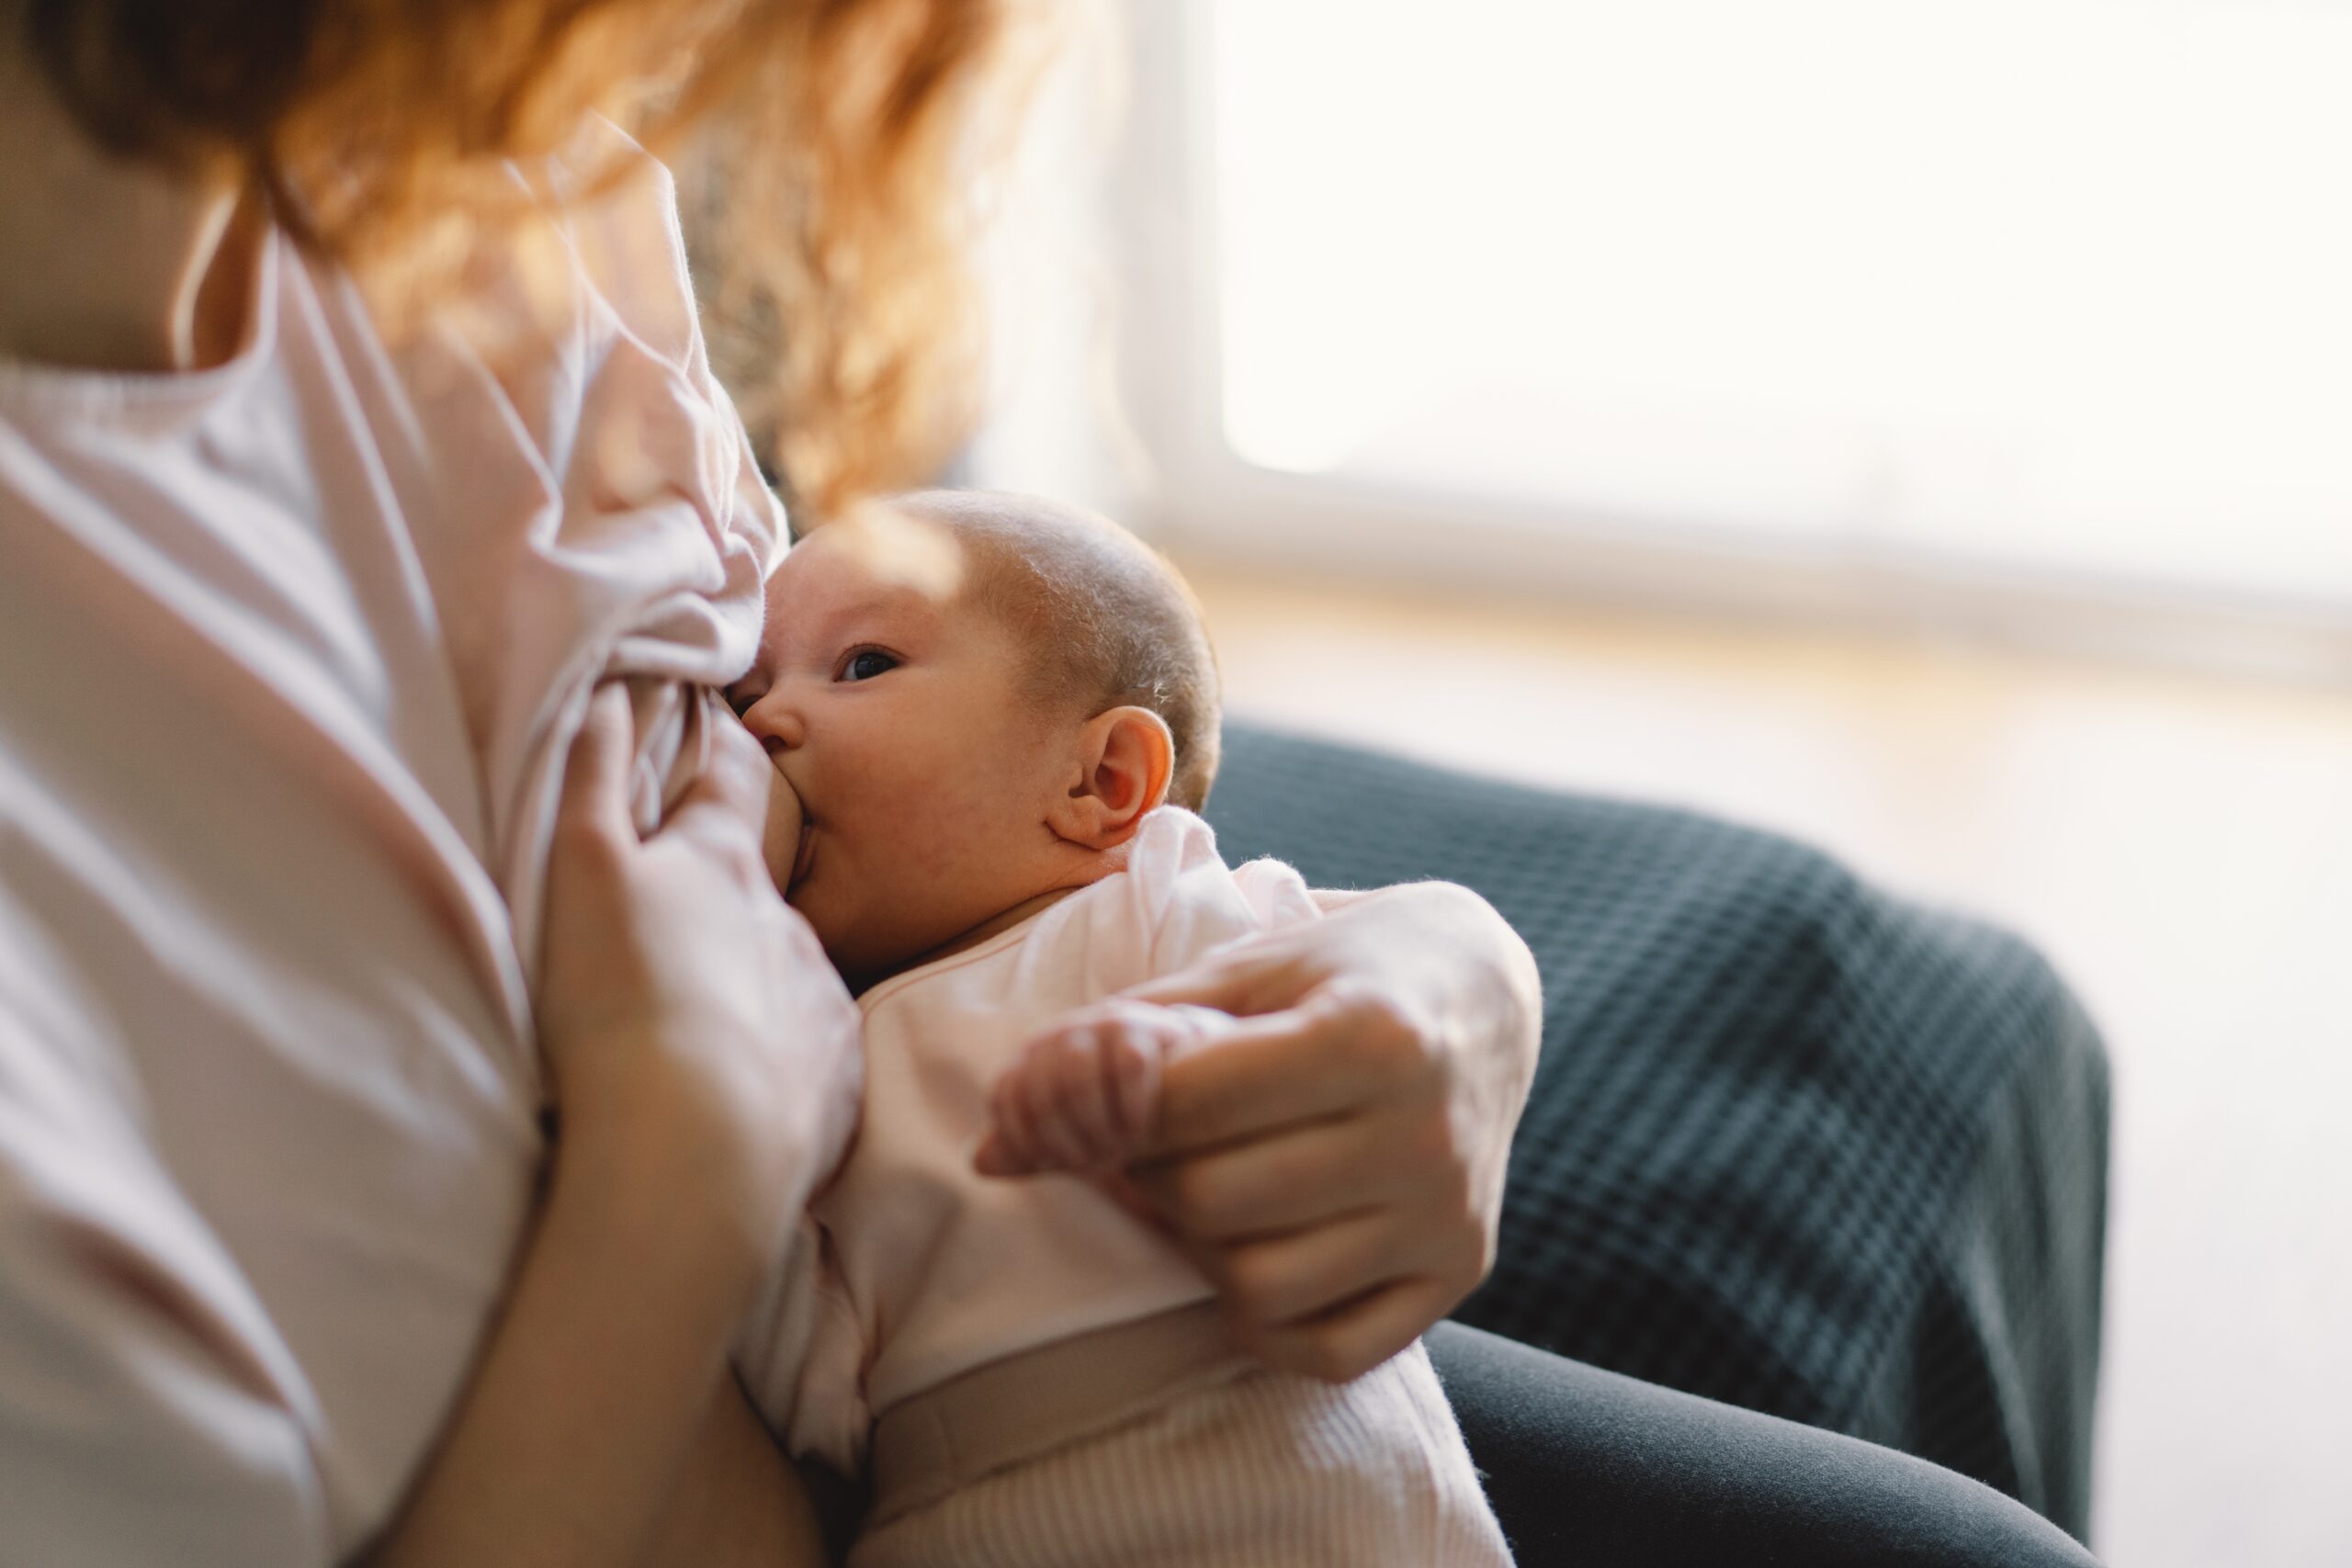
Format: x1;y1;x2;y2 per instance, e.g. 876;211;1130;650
556;683;638;846
663;700;776;849
1121;957;1260;1017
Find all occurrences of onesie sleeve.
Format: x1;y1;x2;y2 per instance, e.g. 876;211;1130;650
0;1004;328;1567
1225;855;1326;936
1122;808;1325;980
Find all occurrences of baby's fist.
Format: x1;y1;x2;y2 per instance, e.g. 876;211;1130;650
975;1000;1225;1177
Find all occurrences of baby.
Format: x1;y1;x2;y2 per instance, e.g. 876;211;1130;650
733;490;1512;1568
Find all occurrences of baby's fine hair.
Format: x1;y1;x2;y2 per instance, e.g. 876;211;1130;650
889;490;1223;812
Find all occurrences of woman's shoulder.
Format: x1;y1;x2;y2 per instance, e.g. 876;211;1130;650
312;116;783;957
378;117;714;420
526;117;707;378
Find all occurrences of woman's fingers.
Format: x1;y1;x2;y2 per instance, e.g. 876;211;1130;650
663;699;781;877
1208;1203;1433;1332
536;679;862;1263
967;976;1491;1389
541;685;640;1004
554;683;639;852
1240;1274;1460;1385
1136;985;1437;1162
673;696;771;821
1125;1109;1426;1241
1121;946;1311;1021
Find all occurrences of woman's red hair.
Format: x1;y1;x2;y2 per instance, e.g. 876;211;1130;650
27;0;1040;517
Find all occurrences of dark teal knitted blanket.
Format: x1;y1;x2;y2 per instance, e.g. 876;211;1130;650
1206;724;2109;1541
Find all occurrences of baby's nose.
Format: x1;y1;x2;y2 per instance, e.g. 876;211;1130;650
737;689;808;752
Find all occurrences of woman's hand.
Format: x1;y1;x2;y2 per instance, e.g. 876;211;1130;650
537;682;858;1284
366;684;849;1568
978;882;1540;1383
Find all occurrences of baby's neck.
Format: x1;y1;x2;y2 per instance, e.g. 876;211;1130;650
850;839;1136;994
910;885;1086;969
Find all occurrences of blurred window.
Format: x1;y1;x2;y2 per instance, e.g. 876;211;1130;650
1205;0;2352;605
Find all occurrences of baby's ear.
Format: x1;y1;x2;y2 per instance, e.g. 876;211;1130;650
1049;705;1174;850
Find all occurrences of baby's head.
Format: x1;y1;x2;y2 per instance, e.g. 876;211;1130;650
733;489;1220;986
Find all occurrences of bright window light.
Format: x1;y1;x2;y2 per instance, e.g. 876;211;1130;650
1212;0;2352;603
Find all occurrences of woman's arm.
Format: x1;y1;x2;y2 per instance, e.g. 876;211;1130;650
642;1377;835;1567
982;878;1541;1382
362;1117;803;1567
364;687;855;1568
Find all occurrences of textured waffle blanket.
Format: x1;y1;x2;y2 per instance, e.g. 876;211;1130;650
1205;724;2109;1541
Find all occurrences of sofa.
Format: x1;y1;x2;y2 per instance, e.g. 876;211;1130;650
1204;723;2110;1542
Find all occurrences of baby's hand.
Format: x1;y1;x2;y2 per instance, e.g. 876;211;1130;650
975;1000;1227;1176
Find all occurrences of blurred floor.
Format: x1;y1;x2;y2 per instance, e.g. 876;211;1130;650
1178;556;2352;1568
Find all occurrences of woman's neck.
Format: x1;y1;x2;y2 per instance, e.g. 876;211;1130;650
0;43;254;373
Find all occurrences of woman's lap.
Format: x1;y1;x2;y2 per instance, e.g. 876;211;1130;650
813;1323;2103;1563
1424;1322;2101;1568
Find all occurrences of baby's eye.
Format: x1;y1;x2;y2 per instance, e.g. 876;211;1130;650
839;648;899;682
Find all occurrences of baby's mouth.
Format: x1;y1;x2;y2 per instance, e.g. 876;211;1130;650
789;820;818;890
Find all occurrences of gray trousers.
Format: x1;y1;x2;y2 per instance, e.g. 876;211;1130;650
1426;1322;2102;1568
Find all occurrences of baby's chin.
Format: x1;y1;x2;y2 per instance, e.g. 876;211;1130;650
780;866;866;974
794;886;948;991
808;926;909;994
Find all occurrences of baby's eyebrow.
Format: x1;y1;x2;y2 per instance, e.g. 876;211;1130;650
838;581;942;617
801;583;942;649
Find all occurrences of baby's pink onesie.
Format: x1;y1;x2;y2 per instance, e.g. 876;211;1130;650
742;807;1513;1566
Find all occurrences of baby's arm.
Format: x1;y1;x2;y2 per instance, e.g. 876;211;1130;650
976;1000;1230;1175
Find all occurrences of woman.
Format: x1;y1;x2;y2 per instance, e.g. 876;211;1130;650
0;2;2098;1564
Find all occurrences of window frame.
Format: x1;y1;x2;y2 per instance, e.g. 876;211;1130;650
1102;1;2352;685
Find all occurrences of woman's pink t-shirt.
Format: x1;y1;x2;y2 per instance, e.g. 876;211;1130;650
0;132;786;1562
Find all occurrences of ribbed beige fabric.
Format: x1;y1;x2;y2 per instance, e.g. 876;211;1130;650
853;1304;1514;1566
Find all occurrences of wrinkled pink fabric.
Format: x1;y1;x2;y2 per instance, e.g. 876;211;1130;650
0;130;786;1563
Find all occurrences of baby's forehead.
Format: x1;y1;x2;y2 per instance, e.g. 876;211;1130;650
766;513;1054;683
806;505;1081;643
785;509;974;608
